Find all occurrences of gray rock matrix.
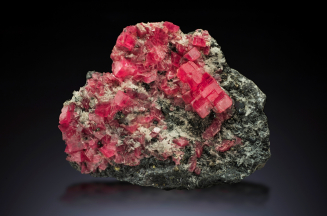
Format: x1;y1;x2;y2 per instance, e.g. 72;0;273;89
69;34;271;190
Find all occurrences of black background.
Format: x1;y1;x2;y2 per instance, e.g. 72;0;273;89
1;2;326;216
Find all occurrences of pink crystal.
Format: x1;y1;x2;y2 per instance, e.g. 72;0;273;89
184;47;201;61
217;137;243;152
163;21;180;33
207;90;220;104
192;97;212;118
171;52;182;67
202;118;222;140
94;102;112;117
116;31;136;51
198;75;222;98
112;57;136;78
195;141;203;158
59;103;75;126
142;70;158;83
194;167;201;175
192;36;206;47
99;145;116;158
182;90;194;104
213;92;233;113
202;46;210;55
114;91;132;107
188;155;197;172
173;137;189;147
122;124;139;134
66;135;87;152
98;161;108;171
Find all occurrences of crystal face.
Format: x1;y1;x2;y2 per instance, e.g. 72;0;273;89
59;21;270;189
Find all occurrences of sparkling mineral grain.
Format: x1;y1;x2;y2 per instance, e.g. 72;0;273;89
59;21;271;190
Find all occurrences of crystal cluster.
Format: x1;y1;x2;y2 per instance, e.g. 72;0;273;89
59;21;270;189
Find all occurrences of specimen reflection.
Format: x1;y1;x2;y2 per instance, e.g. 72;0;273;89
61;181;269;208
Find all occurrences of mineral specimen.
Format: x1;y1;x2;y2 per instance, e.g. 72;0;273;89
59;21;270;190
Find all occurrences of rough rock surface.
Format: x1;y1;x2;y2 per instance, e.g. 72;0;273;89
60;21;270;190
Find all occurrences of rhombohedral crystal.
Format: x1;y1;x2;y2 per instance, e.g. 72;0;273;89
59;21;271;190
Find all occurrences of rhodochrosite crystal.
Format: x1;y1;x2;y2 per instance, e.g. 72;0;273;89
59;21;270;189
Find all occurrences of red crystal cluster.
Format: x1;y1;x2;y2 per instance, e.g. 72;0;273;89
59;21;243;175
111;22;232;119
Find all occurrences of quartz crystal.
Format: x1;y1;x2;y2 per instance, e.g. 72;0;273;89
59;21;270;189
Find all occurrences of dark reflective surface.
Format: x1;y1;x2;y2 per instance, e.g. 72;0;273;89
2;2;326;216
61;181;269;208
